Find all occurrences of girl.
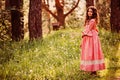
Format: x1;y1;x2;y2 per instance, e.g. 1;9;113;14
80;6;105;75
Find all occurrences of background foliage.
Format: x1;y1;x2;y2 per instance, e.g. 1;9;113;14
0;10;11;41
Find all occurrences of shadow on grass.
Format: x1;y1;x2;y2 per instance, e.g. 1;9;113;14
0;41;15;64
0;39;43;64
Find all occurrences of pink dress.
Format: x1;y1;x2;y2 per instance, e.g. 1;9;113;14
80;19;105;71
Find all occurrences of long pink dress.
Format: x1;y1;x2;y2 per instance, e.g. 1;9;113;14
80;19;105;71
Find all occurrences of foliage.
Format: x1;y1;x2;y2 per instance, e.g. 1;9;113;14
66;11;85;29
0;27;120;80
96;0;111;30
0;10;11;41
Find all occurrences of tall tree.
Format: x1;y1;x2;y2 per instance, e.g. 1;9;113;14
42;0;80;28
86;0;94;8
110;0;120;33
29;0;42;40
0;1;1;10
5;0;24;41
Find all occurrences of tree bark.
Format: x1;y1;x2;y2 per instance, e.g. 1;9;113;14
11;10;24;41
86;0;94;8
55;0;65;26
29;0;42;40
0;1;2;10
110;0;120;33
7;0;24;41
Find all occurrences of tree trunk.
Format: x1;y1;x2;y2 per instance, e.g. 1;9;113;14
8;0;24;41
11;10;24;41
57;14;65;28
56;6;65;28
110;0;120;33
5;0;10;10
29;0;42;40
55;0;65;28
0;1;1;10
86;0;94;8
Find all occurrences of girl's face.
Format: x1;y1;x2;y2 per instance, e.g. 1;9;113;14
87;9;93;17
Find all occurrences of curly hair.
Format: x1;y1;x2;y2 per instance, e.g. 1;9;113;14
85;6;99;25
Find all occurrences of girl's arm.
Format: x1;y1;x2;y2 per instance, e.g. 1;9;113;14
82;19;96;37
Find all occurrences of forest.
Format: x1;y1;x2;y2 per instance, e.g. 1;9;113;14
0;0;120;80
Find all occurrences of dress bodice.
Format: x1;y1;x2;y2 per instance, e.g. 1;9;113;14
82;19;98;36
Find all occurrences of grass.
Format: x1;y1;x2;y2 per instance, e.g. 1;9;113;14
0;28;120;80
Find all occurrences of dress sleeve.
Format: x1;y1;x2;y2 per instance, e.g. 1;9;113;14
82;19;96;36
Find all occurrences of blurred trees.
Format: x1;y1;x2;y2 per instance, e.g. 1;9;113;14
1;0;120;42
0;10;11;41
95;0;120;33
95;0;111;30
42;0;80;29
0;1;1;9
110;0;120;33
0;0;11;41
29;0;42;40
5;0;24;41
86;0;94;8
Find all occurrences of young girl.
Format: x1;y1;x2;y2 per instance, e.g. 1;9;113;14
80;6;105;75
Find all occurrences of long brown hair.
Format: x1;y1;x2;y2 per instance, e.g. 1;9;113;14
85;6;99;25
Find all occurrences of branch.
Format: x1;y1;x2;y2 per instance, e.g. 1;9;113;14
64;0;80;17
42;3;58;19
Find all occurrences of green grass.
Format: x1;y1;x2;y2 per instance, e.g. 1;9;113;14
0;28;120;80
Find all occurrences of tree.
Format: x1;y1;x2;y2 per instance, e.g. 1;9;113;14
86;0;94;8
110;0;120;33
42;0;80;29
5;0;24;41
29;0;42;40
0;1;1;10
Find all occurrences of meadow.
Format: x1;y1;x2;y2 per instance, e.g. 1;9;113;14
0;28;120;80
